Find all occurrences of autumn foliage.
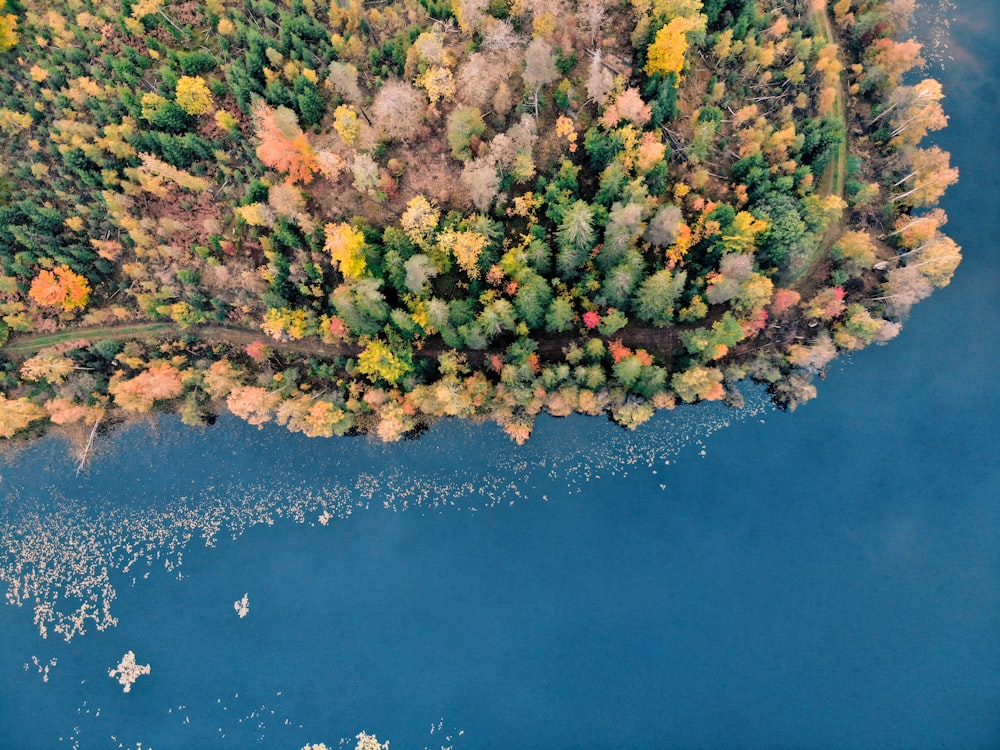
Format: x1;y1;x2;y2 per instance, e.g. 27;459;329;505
253;104;319;184
0;395;46;438
109;363;184;412
29;265;91;312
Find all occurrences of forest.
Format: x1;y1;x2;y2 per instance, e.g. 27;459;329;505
0;0;960;444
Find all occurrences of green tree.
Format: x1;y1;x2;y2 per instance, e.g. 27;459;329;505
447;107;486;161
556;200;596;278
633;269;687;326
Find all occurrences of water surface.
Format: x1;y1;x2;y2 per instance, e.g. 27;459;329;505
1;0;998;747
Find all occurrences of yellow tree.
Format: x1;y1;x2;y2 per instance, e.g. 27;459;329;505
0;0;17;53
261;307;311;340
357;337;411;384
324;222;367;279
20;352;75;383
202;358;245;399
333;104;361;145
440;229;487;279
276;396;353;438
892;146;958;207
175;76;213;115
671;365;725;403
400;195;440;248
0;395;46;438
645;16;699;83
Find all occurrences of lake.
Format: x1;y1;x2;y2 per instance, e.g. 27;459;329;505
1;0;999;747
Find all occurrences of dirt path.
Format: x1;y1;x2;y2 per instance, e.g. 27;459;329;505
3;322;363;360
4;317;692;367
787;0;849;290
3;323;175;354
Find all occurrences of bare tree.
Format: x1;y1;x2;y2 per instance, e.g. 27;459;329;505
372;80;426;141
523;37;559;90
586;50;614;106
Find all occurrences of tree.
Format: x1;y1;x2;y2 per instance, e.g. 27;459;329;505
350;153;381;199
733;273;774;315
753;192;809;269
879;264;933;317
268;181;306;218
254;104;319;184
600;203;645;269
401;196;440;248
772;373;817;410
600;250;645;309
202;358;245;399
555;200;596;277
276;396;353;438
325;222;367;279
262;307;311;340
0;3;17;53
892;146;959;208
403;254;439;294
441;229;488;278
545;295;576;332
833;305;884;350
897;232;962;287
671;365;725;403
458;53;509;108
705;254;754;305
175;76;213;115
602;88;651;127
333;105;361;145
513;271;553;328
786;331;838;370
21;352;76;383
372;80;425;141
578;0;609;41
644;204;682;247
331;279;390;336
888;208;947;248
328;61;363;104
29;265;91;312
227;386;281;427
801;287;847;320
523;37;558;90
645;17;699;83
357;337;412;384
453;0;489;33
461;158;500;210
109;363;184;412
416;66;456;105
586;50;614;106
633;269;687;326
0;395;46;438
832;231;877;275
884;78;948;148
864;38;924;92
447;107;486;161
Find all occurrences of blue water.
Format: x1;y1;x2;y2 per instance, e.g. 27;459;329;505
2;0;999;747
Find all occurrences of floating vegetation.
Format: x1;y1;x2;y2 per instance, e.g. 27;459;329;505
233;592;250;619
108;650;150;694
24;654;57;683
1;386;772;644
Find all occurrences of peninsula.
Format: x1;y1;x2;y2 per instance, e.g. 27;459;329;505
0;0;959;444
